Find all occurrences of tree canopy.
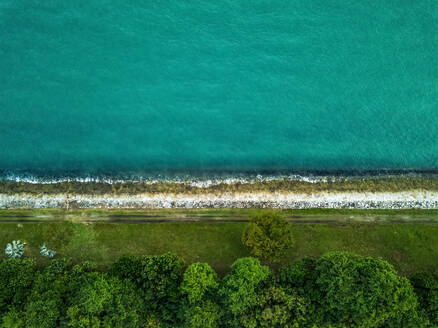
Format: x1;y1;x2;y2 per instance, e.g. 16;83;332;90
242;212;293;261
180;262;221;328
410;272;438;326
315;252;420;327
0;252;433;328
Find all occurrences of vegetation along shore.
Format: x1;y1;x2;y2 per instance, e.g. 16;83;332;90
1;251;437;327
2;208;438;326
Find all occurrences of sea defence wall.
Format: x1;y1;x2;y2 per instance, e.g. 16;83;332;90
1;174;437;209
1;191;437;209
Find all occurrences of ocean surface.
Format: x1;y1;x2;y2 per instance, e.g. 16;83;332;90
1;1;437;179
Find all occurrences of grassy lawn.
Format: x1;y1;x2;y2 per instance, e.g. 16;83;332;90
1;209;438;275
0;221;249;274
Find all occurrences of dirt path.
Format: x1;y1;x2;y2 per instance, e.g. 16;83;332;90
1;212;438;224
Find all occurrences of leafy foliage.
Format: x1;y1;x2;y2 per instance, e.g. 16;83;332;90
1;260;109;328
315;252;420;328
181;300;222;328
110;252;184;326
181;262;219;304
66;273;143;328
0;252;433;327
141;253;185;325
278;257;317;292
0;258;36;316
253;286;307;328
109;254;143;282
180;262;221;328
278;257;320;322
410;272;438;326
242;212;293;261
23;259;73;328
219;257;271;327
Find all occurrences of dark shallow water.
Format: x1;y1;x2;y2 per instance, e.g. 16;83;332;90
1;1;437;178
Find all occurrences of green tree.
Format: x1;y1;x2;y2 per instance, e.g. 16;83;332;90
109;254;143;283
181;300;222;328
140;252;184;325
219;257;271;328
111;253;184;325
242;212;293;262
66;273;143;328
253;286;307;328
180;262;221;328
181;262;219;304
278;257;317;293
315;252;420;328
0;258;36;316
278;257;320;324
410;272;438;326
1;307;25;328
23;259;72;328
20;259;99;328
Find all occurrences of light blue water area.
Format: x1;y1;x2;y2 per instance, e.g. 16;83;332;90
0;1;437;176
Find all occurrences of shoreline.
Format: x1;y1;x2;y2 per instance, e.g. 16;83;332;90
1;173;438;194
1;190;437;209
1;174;437;209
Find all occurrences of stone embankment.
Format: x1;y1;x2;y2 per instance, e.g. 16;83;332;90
1;191;437;209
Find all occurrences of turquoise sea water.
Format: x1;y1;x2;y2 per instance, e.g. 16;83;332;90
1;1;437;177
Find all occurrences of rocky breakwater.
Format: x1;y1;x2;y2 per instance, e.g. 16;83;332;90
1;175;437;209
0;191;438;209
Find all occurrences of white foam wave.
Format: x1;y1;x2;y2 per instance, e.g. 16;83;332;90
0;173;350;186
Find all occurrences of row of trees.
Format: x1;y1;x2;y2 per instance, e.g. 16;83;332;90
0;251;437;327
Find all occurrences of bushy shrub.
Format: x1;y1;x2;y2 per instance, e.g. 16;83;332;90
40;243;56;258
5;240;25;259
242;212;293;261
